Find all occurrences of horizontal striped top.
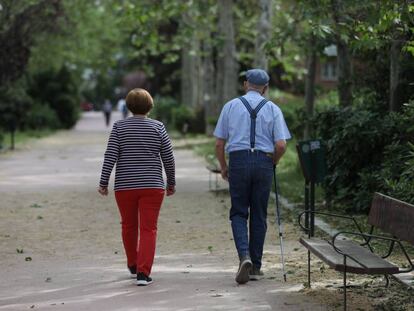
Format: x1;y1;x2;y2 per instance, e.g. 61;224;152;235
99;116;175;191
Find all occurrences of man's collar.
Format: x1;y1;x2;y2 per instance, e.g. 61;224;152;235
246;90;262;95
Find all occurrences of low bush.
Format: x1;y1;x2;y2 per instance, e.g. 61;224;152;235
0;81;33;131
50;94;79;129
27;66;80;129
172;105;193;133
24;103;60;130
151;96;179;125
151;96;203;133
314;101;414;212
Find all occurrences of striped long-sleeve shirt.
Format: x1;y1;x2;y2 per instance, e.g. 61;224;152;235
99;116;175;191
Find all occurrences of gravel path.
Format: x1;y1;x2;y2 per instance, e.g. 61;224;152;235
0;112;330;310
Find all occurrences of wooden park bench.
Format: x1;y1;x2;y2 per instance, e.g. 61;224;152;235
298;192;414;310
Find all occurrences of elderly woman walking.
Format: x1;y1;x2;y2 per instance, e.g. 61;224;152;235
98;88;176;286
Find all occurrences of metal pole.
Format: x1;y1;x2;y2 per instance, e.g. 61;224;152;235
310;181;315;237
273;165;287;282
10;129;15;150
343;256;347;311
307;250;311;288
305;181;310;236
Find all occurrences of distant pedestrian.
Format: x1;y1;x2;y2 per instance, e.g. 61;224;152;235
117;98;128;119
102;99;113;127
98;88;176;286
214;69;291;284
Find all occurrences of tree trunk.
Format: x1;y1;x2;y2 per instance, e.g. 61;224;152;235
203;34;216;135
216;0;239;106
181;48;192;107
180;13;201;108
336;40;352;107
304;37;317;140
254;0;272;71
331;0;352;107
389;39;402;112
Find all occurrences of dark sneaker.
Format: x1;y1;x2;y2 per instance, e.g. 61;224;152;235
235;256;252;284
128;265;137;278
249;266;264;280
136;272;153;286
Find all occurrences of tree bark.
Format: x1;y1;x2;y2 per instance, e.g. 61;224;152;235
304;36;317;140
254;0;272;71
181;47;192;107
216;0;239;106
331;0;352;107
336;40;352;107
203;34;216;134
389;39;402;112
180;13;201;108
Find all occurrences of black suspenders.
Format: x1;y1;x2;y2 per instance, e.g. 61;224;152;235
238;96;268;150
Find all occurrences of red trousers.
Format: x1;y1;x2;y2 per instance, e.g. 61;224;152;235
115;189;164;276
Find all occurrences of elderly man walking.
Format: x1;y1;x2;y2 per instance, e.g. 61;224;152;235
214;69;291;284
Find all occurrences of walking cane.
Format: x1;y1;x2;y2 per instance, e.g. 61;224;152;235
273;165;287;282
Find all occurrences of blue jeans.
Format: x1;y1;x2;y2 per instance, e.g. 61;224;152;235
228;150;273;269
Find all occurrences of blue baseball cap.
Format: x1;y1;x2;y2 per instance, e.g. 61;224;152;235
246;69;269;85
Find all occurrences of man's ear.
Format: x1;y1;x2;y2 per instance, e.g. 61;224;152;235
243;81;248;92
261;85;268;95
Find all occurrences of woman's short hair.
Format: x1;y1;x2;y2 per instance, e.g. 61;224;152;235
126;88;153;115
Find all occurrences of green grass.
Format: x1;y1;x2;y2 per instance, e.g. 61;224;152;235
192;138;217;166
275;138;325;204
275;138;304;202
0;129;54;150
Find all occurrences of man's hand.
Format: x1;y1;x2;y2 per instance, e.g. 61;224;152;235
273;140;287;166
215;138;228;182
272;155;280;166
220;167;228;181
166;185;176;196
98;186;108;196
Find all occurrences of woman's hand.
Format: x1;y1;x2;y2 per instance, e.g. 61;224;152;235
98;186;108;196
166;185;176;196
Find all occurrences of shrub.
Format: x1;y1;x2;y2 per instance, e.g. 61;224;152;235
50;94;79;129
151;96;203;133
24;103;60;130
172;105;193;132
282;105;305;140
314;101;414;212
0;131;3;149
151;96;179;126
0;81;33;131
27;66;80;129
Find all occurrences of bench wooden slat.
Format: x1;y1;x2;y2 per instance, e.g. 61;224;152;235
368;193;414;245
300;237;399;274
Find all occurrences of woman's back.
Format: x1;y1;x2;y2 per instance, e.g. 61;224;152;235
100;116;175;191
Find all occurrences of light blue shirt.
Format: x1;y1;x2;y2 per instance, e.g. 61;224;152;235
214;91;291;153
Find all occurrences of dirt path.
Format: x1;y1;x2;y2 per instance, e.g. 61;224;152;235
0;112;353;310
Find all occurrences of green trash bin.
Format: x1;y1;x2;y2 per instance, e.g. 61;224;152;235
296;139;327;184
